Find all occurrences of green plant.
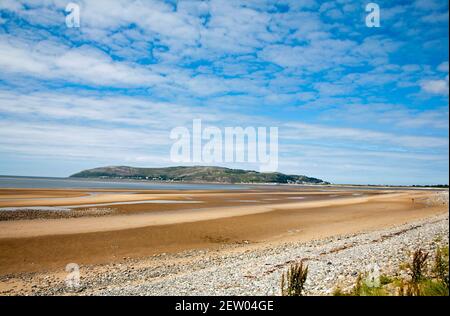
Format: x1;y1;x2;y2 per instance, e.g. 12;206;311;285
353;274;386;296
399;247;449;296
400;249;429;296
432;246;449;288
419;279;449;296
397;279;407;296
409;249;429;284
281;261;308;296
333;273;386;296
352;274;363;295
333;247;449;296
379;274;393;285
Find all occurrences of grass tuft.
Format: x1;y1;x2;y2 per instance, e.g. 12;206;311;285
408;249;429;284
281;261;308;296
433;246;449;288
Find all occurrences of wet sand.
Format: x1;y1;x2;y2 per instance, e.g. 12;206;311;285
0;187;447;275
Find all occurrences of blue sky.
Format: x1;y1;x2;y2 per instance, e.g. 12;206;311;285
0;0;448;185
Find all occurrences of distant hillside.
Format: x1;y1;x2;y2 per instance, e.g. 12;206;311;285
70;166;328;184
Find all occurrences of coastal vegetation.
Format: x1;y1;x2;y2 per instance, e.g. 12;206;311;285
279;244;449;297
333;246;449;296
281;261;309;296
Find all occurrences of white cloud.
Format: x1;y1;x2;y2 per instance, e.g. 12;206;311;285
283;122;448;149
437;61;449;73
421;76;449;95
320;102;449;130
0;90;222;127
421;11;449;23
414;0;447;11
0;0;25;11
0;35;167;87
258;38;359;70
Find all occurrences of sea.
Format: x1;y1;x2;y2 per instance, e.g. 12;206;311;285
0;176;251;190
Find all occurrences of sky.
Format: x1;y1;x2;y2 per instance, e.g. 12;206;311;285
0;0;448;185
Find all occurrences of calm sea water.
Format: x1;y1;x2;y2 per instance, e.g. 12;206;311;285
0;176;250;190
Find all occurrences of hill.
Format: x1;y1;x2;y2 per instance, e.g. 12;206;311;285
70;166;328;184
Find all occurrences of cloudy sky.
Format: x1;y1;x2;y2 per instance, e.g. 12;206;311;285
0;0;448;185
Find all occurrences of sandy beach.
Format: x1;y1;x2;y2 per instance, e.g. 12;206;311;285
0;186;447;281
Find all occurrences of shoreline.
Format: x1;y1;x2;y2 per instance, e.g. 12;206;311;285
1;174;447;190
0;187;447;294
